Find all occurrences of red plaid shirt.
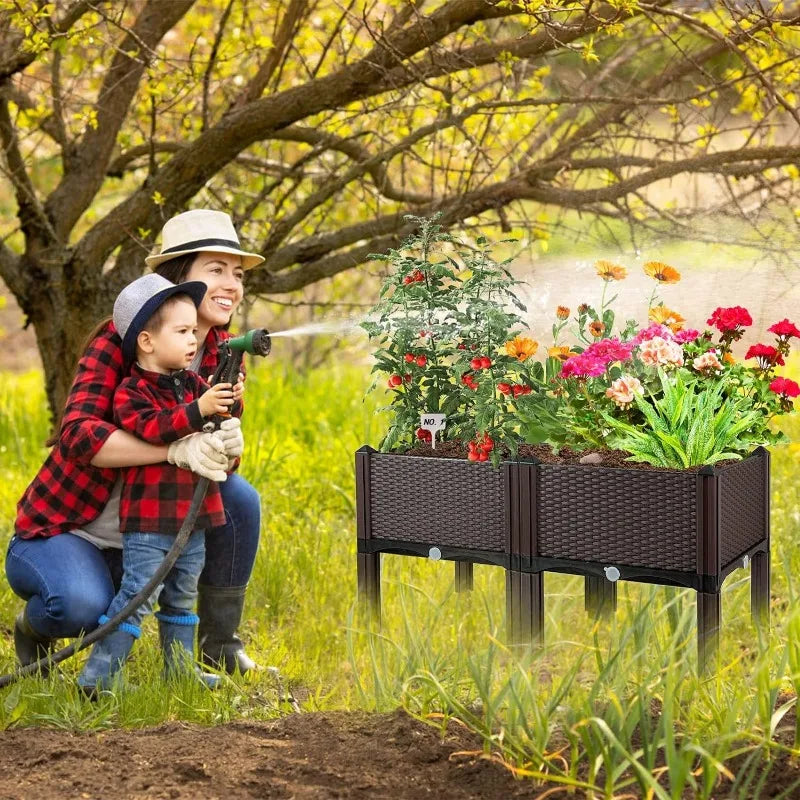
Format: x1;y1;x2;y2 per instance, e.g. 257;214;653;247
114;364;225;534
15;322;240;539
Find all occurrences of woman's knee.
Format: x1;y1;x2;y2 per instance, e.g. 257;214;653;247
221;474;261;524
40;585;114;637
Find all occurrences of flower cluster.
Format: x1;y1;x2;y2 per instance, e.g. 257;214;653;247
364;217;800;467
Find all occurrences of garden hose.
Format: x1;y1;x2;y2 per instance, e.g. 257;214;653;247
0;328;272;689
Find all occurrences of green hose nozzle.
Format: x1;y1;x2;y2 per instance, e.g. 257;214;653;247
227;328;271;356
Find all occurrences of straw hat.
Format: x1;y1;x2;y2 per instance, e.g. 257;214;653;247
144;209;264;270
114;274;208;362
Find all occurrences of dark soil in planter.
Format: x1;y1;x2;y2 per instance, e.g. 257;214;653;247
404;440;735;472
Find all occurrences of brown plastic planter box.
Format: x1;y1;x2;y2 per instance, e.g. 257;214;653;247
356;445;770;668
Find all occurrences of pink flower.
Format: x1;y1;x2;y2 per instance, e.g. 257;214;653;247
638;336;684;367
769;377;800;398
673;329;700;344
768;319;800;340
631;323;675;345
745;343;785;369
692;351;723;374
707;306;752;332
559;353;607;378
583;338;634;364
605;375;643;408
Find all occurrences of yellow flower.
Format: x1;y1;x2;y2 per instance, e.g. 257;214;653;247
643;261;681;283
504;335;538;362
548;346;577;362
594;260;628;281
648;304;685;331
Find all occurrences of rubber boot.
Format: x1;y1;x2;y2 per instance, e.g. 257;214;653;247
156;612;220;690
14;608;55;675
77;616;139;697
197;585;257;675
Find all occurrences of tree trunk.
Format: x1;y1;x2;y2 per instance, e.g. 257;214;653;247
21;256;114;428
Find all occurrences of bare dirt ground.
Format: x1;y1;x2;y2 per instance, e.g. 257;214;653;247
0;710;536;800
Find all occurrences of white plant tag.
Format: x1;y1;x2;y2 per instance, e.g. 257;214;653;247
419;413;446;449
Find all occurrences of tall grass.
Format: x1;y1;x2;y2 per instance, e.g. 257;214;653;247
1;359;800;796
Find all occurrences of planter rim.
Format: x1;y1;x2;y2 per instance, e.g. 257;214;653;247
359;445;767;475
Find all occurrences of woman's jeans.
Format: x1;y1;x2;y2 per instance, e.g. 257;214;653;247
5;472;261;639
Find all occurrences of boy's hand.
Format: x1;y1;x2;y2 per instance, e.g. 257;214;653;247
167;431;228;482
198;383;234;418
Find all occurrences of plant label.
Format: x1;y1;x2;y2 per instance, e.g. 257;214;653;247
419;413;446;448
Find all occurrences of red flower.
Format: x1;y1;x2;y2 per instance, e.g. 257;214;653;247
770;377;800;397
707;306;752;332
745;344;784;368
497;382;512;395
769;319;800;339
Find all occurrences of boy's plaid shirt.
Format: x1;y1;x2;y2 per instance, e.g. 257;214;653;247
15;322;239;538
114;364;225;534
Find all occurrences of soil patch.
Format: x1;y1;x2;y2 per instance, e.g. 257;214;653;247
0;710;534;800
404;440;732;472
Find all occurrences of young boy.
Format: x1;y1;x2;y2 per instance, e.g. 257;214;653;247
78;273;240;694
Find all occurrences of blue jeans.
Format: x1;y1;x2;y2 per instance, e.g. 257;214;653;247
6;473;261;639
106;531;205;629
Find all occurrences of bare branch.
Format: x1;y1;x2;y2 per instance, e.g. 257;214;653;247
0;97;56;245
45;0;195;240
202;0;234;131
229;0;308;111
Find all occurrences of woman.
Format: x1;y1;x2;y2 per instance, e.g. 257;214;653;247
7;209;263;675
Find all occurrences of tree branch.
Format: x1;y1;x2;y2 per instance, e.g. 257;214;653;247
45;0;195;240
0;0;98;81
0;97;56;245
229;0;308;111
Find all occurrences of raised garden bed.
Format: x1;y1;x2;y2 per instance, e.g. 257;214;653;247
356;445;770;669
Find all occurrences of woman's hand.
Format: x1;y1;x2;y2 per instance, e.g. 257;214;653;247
198;383;234;418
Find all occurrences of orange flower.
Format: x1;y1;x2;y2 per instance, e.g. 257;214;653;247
648;304;685;331
504;335;538;361
556;305;570;320
594;260;628;281
643;261;681;283
588;321;605;338
723;352;736;365
548;346;577;362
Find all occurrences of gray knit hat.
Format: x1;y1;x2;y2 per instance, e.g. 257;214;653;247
113;274;207;362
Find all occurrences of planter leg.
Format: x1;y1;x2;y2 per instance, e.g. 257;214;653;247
751;549;770;630
506;570;543;645
585;575;617;618
697;591;720;672
357;552;381;624
455;562;473;593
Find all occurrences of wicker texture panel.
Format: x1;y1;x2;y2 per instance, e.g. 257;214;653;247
719;455;767;566
368;455;505;551
536;466;698;570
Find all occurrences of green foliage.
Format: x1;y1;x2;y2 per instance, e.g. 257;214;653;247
362;214;535;459
3;365;800;796
602;369;769;468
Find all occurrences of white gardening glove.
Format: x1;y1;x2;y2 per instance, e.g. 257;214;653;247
167;431;228;482
217;417;244;470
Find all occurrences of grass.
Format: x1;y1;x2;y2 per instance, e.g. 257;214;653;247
2;360;800;797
